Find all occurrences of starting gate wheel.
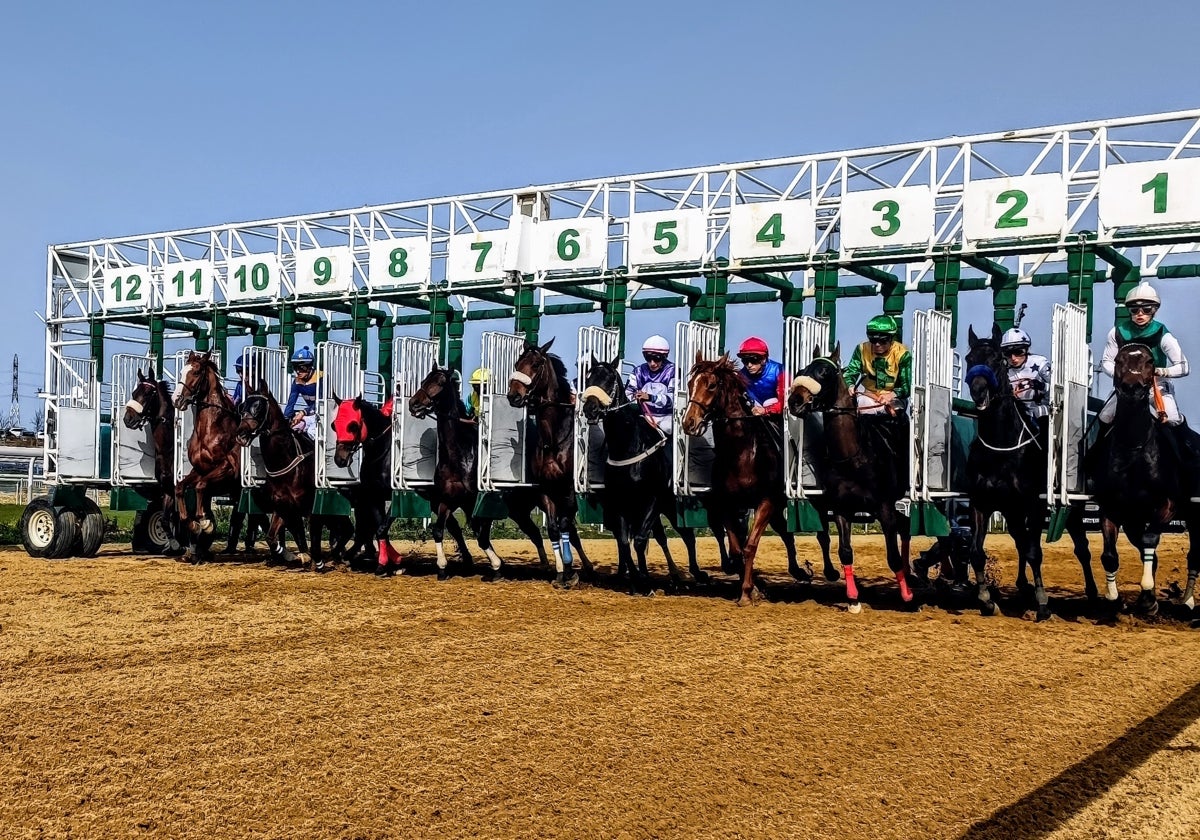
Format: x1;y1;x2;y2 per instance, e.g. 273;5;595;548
76;497;106;557
20;498;81;559
132;501;174;555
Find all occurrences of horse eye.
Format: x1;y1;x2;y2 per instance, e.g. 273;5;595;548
347;421;360;435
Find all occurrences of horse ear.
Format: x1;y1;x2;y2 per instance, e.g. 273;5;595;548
991;323;1002;344
137;368;146;383
202;351;212;362
255;378;268;395
831;343;842;364
695;349;704;365
540;337;556;354
968;325;979;347
609;355;620;368
589;352;599;368
332;390;342;406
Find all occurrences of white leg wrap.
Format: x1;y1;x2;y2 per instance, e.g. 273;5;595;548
552;545;564;574
435;541;447;570
1140;559;1155;591
1106;572;1119;602
485;547;502;571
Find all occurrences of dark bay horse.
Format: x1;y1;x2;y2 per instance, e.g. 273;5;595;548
787;347;912;613
236;381;351;571
963;325;1097;620
122;369;180;553
581;357;709;593
681;355;794;607
172;352;241;561
507;339;593;589
1094;343;1200;615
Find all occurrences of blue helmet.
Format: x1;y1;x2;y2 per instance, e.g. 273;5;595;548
290;346;314;365
234;355;245;371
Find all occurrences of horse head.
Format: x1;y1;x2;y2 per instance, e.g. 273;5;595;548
788;345;844;418
964;324;1011;412
507;338;562;409
1113;343;1156;404
409;365;455;420
681;354;746;436
581;354;625;425
331;394;371;467
123;369;161;430
236;380;276;446
173;351;219;410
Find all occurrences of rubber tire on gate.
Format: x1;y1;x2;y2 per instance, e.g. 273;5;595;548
76;497;106;558
46;508;81;559
143;506;174;554
19;497;58;558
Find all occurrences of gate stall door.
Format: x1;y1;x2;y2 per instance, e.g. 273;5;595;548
783;316;830;499
55;356;101;480
1048;302;1090;505
238;346;288;488
391;336;440;490
479;332;530;491
315;341;364;488
110;354;158;486
574;326;620;493
909;309;954;501
170;350;223;484
672;321;721;496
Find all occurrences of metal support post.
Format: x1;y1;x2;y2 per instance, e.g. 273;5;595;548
89;317;105;382
933;258;961;346
212;310;229;376
813;259;839;339
602;274;628;358
514;281;539;344
1066;238;1097;340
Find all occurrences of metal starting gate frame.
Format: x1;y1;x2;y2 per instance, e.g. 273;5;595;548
238;346;288;489
391;336;441;490
672;320;721;497
783;315;830;501
910;309;956;504
574;325;621;494
110;353;157;487
478;331;530;491
315;341;365;488
1048;302;1092;507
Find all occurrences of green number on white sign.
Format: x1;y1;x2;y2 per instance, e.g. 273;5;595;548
995;189;1030;229
870;200;901;237
313;256;332;285
652;220;678;255
235;263;270;292
470;241;493;273
755;213;785;249
388;247;408;278
172;268;202;297
109;273;143;302
557;228;581;261
1141;172;1168;214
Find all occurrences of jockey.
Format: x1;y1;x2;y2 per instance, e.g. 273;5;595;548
1000;328;1051;419
230;354;246;406
465;367;489;421
736;337;786;415
843;314;912;416
283;346;321;438
1099;282;1188;426
625;334;675;433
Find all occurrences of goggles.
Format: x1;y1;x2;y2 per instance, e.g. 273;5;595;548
738;353;766;364
1126;304;1158;315
643;352;668;363
867;334;894;344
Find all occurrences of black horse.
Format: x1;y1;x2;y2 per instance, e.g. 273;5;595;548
580;357;713;593
122;369;183;555
1094;343;1200;615
788;346;912;612
963;325;1097;620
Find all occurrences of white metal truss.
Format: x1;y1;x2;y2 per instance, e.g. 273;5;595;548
238;346;288;488
391;336;441;490
1048;303;1092;505
672;321;722;496
315;341;364;488
783;316;830;499
910;309;955;501
574;325;621;493
110;353;157;486
478;332;530;491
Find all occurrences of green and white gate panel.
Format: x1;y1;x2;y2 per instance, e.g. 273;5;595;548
238;346;288;488
391;336;440;490
783;316;830;499
574;325;620;493
315;341;364;488
479;331;529;491
1048;303;1091;505
110;353;158;486
53;357;102;481
672;321;721;496
171;349;224;485
909;309;955;501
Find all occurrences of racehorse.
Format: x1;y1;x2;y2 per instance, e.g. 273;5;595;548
787;346;912;613
1093;343;1200;615
236;380;352;570
507;339;593;589
172;351;241;562
962;325;1097;620
580;357;709;593
681;355;795;607
122;369;181;553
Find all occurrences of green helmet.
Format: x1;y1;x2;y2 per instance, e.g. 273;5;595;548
866;314;900;338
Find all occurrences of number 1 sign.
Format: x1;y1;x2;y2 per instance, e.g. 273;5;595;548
1099;158;1200;230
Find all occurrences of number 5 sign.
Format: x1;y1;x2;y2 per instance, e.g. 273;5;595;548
962;174;1067;242
840;186;934;251
627;209;707;266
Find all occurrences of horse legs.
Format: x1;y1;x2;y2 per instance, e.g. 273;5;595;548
1130;519;1162;616
1012;508;1050;622
283;509;311;569
1099;517;1123;613
1065;503;1099;601
878;504;912;604
432;503;453;581
769;509;808;583
444;512;475;576
472;517;505;582
735;500;774;607
969;505;998;617
508;505;551;568
264;513;289;566
375;508;403;576
568;521;592;577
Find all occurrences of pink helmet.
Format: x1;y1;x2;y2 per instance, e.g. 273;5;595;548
737;337;769;357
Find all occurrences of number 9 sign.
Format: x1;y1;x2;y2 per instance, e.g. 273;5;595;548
294;246;355;296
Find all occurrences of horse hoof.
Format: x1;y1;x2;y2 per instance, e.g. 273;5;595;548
736;595;753;607
692;570;710;585
199;519;214;535
847;601;862;615
553;570;580;590
824;564;839;583
437;567;449;582
1036;606;1053;623
188;521;202;536
981;601;998;617
484;568;504;583
789;565;814;584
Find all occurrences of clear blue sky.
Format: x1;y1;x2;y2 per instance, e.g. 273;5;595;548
3;0;1199;425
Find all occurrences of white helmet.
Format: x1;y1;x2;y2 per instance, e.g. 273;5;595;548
1125;282;1161;306
642;335;670;356
1000;328;1031;350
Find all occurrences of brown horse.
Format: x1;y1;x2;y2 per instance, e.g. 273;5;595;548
680;355;789;607
787;347;912;613
172;351;241;561
507;339;592;589
122;369;180;553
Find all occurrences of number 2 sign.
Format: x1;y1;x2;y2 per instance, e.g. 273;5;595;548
962;174;1067;242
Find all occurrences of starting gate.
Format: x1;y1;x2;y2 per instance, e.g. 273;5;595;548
238;346;288;488
391;336;441;490
315;341;364;488
574;325;620;493
110;353;158;486
672;320;721;496
1048;302;1091;505
52;357;101;481
783;315;830;499
171;349;223;486
478;331;529;490
909;309;955;502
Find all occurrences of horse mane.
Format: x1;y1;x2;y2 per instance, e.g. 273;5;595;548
545;352;571;395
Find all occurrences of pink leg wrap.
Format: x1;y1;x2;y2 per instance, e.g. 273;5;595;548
844;566;859;602
896;567;913;602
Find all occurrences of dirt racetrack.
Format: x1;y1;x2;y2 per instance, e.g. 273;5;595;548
5;532;1200;839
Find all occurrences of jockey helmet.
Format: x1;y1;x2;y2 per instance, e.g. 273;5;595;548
642;335;670;357
737;337;770;358
866;314;900;339
290;346;314;365
234;355;244;371
1000;328;1031;351
469;368;490;386
1125;282;1161;307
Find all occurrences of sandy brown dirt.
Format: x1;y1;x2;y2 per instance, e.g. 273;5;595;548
3;533;1200;839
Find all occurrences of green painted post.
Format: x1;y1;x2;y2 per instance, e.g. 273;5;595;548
933;258;961;346
701;272;729;349
1111;260;1141;332
603;274;628;357
514;281;539;344
430;293;464;371
212;310;229;376
991;273;1018;332
378;320;394;394
89;317;105;382
279;304;296;357
149;314;165;377
194;328;210;353
813;260;839;339
1067;242;1097;340
780;273;804;320
351;300;369;369
251;323;267;348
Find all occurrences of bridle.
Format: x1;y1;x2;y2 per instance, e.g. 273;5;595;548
511;349;572;411
965;352;1042;453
